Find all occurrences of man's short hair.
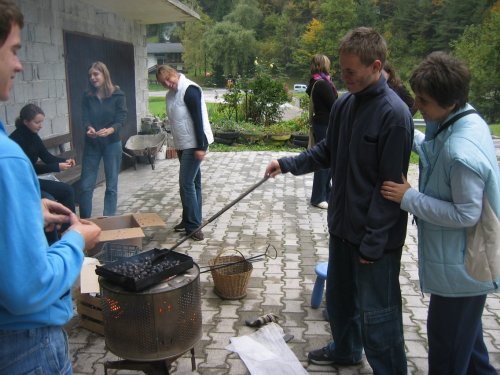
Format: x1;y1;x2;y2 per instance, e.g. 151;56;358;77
0;0;24;47
410;52;470;110
339;27;387;67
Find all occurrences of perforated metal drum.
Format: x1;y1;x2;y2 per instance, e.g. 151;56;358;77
99;264;201;361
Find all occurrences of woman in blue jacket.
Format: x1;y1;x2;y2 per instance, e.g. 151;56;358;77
80;61;127;218
381;52;499;374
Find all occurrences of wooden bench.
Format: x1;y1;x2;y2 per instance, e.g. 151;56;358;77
41;133;82;185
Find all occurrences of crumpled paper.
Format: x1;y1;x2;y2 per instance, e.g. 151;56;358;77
226;323;308;375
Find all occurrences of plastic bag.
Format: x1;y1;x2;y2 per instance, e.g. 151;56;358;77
226;323;308;375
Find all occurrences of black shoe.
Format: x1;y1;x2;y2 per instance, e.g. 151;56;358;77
308;346;362;366
174;222;185;232
308;346;336;365
191;230;204;241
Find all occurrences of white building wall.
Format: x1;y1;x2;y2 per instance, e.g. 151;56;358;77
0;0;148;136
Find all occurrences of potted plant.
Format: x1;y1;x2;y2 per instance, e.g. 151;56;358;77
267;121;293;141
212;120;241;145
290;115;310;148
238;122;266;144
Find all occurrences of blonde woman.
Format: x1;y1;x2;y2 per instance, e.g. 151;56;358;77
80;61;127;218
156;65;213;241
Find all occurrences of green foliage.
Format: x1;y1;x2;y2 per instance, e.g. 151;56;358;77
267;122;293;135
211;118;241;133
489;124;500;136
210;142;299;153
178;13;213;77
245;59;289;125
223;0;263;31
220;82;243;121
148;97;166;118
453;5;500;122
159;0;499;123
202;21;258;77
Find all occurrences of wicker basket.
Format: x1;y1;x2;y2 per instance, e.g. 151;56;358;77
209;249;253;300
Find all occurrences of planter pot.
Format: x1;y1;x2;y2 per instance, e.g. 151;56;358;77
270;134;291;141
292;133;309;142
293;138;308;148
214;136;235;145
239;131;266;144
215;131;240;140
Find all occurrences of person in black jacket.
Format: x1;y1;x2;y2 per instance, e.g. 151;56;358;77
266;27;413;373
80;61;127;218
383;62;416;115
10;103;76;214
306;54;338;209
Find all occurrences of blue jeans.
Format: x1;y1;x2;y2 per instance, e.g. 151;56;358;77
427;294;497;375
177;149;202;233
325;236;407;374
39;179;76;213
310;122;331;205
0;326;72;374
79;140;122;218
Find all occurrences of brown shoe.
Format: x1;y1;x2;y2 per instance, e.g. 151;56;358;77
191;230;204;241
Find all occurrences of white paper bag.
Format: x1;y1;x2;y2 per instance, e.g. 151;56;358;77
226;323;308;375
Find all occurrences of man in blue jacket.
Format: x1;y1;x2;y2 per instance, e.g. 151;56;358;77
0;1;101;373
266;27;413;374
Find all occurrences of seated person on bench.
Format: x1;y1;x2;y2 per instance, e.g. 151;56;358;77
9;103;76;216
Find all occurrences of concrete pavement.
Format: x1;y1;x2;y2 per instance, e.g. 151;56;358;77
68;151;500;375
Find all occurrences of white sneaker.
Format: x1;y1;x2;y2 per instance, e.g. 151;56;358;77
314;201;328;209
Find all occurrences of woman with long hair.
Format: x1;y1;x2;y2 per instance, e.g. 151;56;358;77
79;61;127;218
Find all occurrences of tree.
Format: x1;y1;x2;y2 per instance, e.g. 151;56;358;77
453;2;500;122
202;21;258;78
293;18;325;73
433;0;496;51
223;0;263;31
292;0;357;79
199;0;235;21
316;0;357;74
260;13;303;75
179;14;213;77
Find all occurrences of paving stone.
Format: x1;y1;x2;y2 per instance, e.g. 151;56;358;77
68;153;500;374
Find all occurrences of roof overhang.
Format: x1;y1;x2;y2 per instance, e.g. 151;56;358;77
81;0;200;24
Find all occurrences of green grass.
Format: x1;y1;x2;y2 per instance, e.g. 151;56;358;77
148;96;166;118
210;142;301;153
490;124;500;136
148;82;165;92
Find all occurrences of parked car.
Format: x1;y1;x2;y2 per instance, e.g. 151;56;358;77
293;83;307;93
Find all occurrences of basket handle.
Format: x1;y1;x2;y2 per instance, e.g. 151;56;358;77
214;249;247;262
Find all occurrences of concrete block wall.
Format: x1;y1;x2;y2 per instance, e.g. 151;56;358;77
0;0;148;137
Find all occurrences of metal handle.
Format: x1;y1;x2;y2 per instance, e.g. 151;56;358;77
170;176;270;251
199;244;277;273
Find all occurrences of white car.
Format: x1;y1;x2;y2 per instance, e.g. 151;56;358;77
293;83;307;92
